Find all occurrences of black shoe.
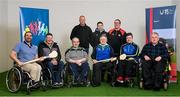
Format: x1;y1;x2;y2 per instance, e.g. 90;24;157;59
153;87;160;91
58;82;63;87
144;85;153;90
52;82;60;88
91;81;96;87
91;81;100;87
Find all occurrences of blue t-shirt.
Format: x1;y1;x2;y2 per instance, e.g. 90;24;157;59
13;41;38;62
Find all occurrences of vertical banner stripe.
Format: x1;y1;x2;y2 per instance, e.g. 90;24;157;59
149;8;153;40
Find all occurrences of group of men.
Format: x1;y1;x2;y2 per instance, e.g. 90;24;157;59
10;15;169;91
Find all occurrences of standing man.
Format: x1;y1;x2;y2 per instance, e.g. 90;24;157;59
70;15;93;53
140;32;169;91
108;19;126;57
38;33;64;87
92;21;109;48
10;31;43;88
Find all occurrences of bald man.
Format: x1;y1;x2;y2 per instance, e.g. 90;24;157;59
70;15;93;53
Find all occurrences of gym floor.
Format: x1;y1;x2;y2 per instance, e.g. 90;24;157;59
0;71;179;96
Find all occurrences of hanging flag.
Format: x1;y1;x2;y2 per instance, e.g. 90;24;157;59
20;7;49;46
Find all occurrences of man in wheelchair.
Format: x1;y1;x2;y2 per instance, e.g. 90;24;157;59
65;37;89;85
10;31;43;88
38;33;64;87
140;32;169;91
91;35;115;87
116;33;139;83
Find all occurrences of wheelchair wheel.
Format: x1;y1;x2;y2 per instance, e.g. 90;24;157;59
129;80;134;88
111;82;116;87
42;68;52;88
139;81;143;89
6;67;22;93
84;81;90;87
58;69;66;88
67;82;72;88
163;82;168;91
40;71;47;91
27;80;32;95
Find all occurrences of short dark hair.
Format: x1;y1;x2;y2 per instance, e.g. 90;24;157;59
46;33;53;37
126;32;133;38
24;31;32;37
97;21;103;26
114;19;121;24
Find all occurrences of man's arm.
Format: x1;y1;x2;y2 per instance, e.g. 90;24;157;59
56;45;62;61
65;51;76;63
139;44;147;59
88;27;94;47
110;46;115;58
10;51;22;66
122;32;127;44
70;26;77;40
80;50;88;63
91;47;97;60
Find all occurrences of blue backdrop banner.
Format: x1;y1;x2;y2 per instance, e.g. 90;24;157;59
20;7;49;46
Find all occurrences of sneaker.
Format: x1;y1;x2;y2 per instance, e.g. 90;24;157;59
53;82;59;86
116;76;124;83
58;82;63;87
153;87;160;91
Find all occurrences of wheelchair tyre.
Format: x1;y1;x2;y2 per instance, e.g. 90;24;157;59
67;82;72;88
85;81;90;87
6;67;22;93
27;80;32;95
139;81;143;89
163;82;168;91
130;80;134;88
111;82;116;87
40;72;47;91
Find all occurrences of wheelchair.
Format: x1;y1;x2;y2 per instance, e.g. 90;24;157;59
111;59;139;88
64;63;91;88
138;59;170;91
41;62;65;89
6;63;46;95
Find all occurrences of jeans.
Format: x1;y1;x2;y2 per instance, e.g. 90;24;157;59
47;61;64;83
69;62;89;82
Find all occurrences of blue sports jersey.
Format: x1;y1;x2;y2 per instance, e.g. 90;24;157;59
121;43;139;59
96;44;111;61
